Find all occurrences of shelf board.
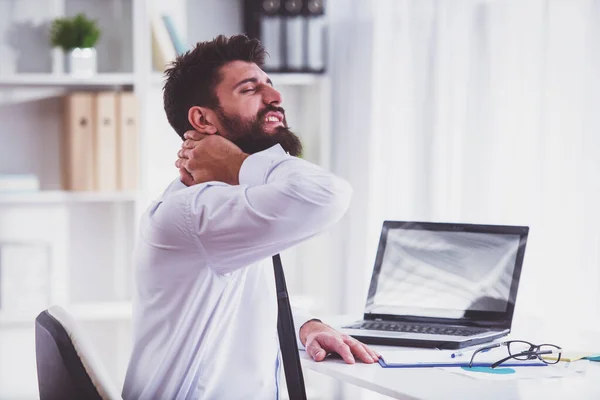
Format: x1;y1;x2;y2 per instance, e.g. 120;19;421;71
0;190;138;204
0;73;135;88
0;301;132;326
151;71;324;87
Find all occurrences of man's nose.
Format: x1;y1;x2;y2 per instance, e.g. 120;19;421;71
263;85;283;106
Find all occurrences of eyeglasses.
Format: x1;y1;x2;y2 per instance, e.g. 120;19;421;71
468;340;562;368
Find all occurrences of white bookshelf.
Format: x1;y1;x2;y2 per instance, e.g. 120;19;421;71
0;0;333;398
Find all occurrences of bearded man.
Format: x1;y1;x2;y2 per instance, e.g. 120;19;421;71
122;34;378;400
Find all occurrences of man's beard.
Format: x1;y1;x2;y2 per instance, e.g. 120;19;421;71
215;105;303;157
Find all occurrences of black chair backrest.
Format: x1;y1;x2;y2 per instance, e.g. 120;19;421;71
35;309;103;400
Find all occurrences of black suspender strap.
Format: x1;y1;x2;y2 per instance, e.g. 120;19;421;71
273;254;308;400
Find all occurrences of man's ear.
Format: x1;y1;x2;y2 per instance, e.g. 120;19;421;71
188;106;218;134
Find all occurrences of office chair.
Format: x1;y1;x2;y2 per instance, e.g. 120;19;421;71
35;305;122;400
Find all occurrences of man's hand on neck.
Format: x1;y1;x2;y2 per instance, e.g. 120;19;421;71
176;130;249;186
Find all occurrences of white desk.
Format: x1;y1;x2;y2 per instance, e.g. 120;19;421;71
300;317;600;399
301;348;600;400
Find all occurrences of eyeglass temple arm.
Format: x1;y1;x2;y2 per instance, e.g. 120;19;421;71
468;342;505;367
490;349;554;369
491;353;523;369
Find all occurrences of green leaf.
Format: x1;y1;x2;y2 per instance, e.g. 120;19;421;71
49;13;101;51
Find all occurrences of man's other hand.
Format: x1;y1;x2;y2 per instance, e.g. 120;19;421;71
300;320;380;364
175;130;249;186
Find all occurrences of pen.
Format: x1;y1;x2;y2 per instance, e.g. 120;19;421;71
450;352;464;358
451;348;491;358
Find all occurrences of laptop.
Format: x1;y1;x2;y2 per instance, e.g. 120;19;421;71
340;221;529;350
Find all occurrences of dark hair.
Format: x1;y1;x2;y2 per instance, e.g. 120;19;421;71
163;34;267;139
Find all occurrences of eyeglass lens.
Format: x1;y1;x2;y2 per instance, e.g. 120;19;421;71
508;341;535;360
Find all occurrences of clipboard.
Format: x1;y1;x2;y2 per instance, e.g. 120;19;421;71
377;350;548;368
378;358;548;368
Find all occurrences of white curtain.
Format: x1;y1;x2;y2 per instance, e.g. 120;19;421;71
329;0;600;338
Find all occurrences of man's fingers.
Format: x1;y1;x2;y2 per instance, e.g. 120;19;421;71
346;337;379;362
344;337;375;364
365;344;380;362
179;167;194;186
177;148;193;159
306;340;327;362
324;336;354;364
182;136;207;149
183;130;208;141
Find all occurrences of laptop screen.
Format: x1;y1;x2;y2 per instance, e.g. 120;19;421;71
365;221;528;324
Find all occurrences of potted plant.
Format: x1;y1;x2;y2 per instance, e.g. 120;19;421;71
50;13;101;76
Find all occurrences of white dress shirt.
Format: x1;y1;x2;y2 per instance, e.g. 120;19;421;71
122;144;352;400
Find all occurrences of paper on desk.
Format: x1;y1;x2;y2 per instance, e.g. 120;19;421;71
440;360;589;380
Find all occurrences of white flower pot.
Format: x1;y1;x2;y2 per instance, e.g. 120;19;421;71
66;48;97;77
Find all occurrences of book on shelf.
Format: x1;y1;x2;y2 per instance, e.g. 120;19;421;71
116;92;139;191
94;92;119;191
161;15;188;55
0;174;40;192
62;91;139;192
151;11;177;71
63;92;95;191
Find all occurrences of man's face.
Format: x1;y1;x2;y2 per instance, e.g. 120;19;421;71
211;61;302;156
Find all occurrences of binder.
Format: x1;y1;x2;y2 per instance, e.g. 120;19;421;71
161;14;187;55
93;92;118;191
116;92;139;192
260;0;284;70
283;0;305;70
63;92;95;191
151;11;177;71
305;0;326;71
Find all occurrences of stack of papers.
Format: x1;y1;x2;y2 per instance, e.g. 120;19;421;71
541;351;600;362
379;349;547;368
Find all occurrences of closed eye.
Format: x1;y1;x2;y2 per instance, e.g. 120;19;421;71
241;88;256;94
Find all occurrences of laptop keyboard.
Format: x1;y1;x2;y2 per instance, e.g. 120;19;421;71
344;321;488;337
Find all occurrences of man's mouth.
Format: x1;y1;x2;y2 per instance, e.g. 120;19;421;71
263;111;284;126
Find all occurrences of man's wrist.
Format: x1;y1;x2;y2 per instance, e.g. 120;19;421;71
299;318;325;346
